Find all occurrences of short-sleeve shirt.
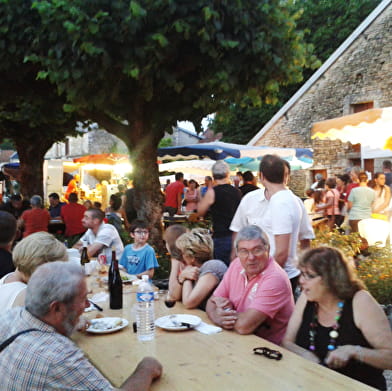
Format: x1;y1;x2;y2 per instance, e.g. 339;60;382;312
230;189;314;241
81;223;124;263
61;203;86;237
259;190;302;279
119;243;159;275
199;259;227;281
213;257;294;345
164;180;184;209
0;307;113;390
348;186;376;220
48;202;66;218
21;208;50;237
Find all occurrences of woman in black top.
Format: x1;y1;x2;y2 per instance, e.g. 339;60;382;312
282;247;392;390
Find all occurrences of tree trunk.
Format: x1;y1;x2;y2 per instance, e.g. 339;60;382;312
15;138;52;199
121;120;165;252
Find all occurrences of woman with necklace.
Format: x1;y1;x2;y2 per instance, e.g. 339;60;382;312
283;247;392;390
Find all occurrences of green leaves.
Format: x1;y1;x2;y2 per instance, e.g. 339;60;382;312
129;1;146;17
151;33;168;47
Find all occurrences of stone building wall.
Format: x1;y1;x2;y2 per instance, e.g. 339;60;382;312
45;129;127;159
253;3;392;195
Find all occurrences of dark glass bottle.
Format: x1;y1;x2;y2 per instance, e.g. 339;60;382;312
108;248;115;286
80;242;90;271
109;249;123;309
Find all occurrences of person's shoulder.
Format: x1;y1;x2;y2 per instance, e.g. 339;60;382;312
236;188;262;207
204;259;227;269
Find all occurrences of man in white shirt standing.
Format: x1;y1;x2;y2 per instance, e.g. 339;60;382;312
231;155;313;294
74;208;124;262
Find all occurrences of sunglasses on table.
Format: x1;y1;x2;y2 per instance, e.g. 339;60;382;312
253;347;283;361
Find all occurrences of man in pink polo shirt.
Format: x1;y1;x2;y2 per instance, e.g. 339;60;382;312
206;225;294;345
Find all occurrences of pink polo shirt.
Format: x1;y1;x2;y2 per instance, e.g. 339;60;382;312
213;257;294;345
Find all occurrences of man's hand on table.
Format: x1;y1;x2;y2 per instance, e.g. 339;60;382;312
137;357;163;380
119;356;162;391
210;297;238;330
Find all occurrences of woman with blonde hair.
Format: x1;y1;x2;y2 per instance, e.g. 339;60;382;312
175;228;227;310
0;232;67;312
283;247;392;390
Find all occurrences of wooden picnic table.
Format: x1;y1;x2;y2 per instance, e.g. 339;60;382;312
73;280;376;391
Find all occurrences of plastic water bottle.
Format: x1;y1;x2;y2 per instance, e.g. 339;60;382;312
136;275;155;341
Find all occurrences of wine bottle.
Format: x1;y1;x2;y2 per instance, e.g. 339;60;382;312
109;248;123;309
80;241;90;273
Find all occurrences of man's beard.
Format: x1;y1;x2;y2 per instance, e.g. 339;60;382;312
62;310;79;337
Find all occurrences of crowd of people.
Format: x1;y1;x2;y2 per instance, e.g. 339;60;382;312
304;160;392;233
0;156;391;390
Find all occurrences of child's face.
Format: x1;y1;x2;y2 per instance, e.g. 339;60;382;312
131;228;149;244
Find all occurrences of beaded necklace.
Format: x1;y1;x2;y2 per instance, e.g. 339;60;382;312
309;301;344;352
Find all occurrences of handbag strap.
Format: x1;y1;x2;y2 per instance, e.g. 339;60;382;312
0;328;40;353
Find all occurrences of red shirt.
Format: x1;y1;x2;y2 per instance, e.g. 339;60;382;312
164;180;184;209
345;182;359;201
61;203;86;237
21;208;50;238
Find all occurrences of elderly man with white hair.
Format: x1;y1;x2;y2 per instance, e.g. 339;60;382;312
0;261;162;391
197;160;241;266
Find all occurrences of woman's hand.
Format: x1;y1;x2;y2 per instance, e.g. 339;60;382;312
179;266;199;281
325;345;356;368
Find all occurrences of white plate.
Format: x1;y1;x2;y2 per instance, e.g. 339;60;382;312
155;314;201;331
86;317;129;334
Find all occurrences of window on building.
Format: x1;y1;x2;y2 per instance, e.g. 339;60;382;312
350;102;374;113
65;139;70;156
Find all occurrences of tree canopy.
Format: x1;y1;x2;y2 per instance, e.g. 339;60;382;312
0;0;79;197
21;0;316;231
211;0;381;144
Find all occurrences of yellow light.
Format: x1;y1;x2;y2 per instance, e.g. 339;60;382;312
83;164;113;171
113;163;133;176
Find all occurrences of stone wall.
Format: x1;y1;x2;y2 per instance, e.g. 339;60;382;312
253;4;392;194
45;129;127;159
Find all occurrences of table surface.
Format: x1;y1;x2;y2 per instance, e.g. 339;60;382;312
73;281;376;391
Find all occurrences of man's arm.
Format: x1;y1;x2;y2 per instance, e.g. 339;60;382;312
273;233;290;268
234;308;268;335
230;232;238;261
118;357;162;391
197;188;214;217
176;191;182;214
86;242;105;258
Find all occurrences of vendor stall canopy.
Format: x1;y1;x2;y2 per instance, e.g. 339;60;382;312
311;107;392;150
158;141;313;171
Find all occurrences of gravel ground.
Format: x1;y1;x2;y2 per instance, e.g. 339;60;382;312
385;370;392;391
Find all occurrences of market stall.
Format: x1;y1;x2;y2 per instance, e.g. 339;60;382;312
72;153;132;208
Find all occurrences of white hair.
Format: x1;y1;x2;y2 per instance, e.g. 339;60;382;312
25;261;84;318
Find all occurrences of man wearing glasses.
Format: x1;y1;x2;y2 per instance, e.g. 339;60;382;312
206;225;294;345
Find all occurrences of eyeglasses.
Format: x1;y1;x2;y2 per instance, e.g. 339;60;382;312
237;246;266;259
300;271;319;280
253;347;282;360
134;230;149;235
